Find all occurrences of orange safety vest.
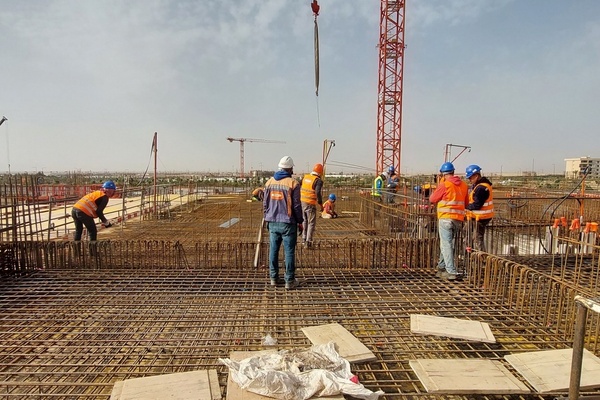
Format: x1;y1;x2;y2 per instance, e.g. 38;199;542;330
437;180;468;221
467;183;494;220
73;191;105;218
300;174;319;205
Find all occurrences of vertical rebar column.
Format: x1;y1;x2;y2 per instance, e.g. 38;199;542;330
569;295;600;400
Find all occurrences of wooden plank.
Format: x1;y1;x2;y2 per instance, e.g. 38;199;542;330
301;322;376;363
115;369;220;400
110;381;123;400
505;348;600;393
410;314;496;343
226;350;344;400
409;359;530;394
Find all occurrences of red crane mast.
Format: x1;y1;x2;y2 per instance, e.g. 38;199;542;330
376;0;406;175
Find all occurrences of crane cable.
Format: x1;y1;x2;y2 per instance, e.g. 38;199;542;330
311;0;321;126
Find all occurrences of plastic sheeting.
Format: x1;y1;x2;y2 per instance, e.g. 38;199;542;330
220;342;383;400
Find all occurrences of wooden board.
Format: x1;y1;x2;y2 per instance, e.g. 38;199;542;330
301;323;376;363
226;350;344;400
111;369;220;400
505;348;600;393
409;359;530;394
410;314;496;343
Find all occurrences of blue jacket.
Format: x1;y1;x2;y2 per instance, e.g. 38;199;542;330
263;170;304;224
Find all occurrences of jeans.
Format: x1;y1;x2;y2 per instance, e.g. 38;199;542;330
437;218;462;274
301;203;317;243
268;222;298;283
71;208;97;241
468;218;491;252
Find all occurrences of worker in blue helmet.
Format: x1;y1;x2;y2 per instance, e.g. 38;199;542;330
386;165;400;204
321;193;338;219
429;162;469;281
71;181;117;242
465;164;494;251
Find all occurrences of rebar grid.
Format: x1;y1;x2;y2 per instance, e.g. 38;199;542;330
1;268;597;399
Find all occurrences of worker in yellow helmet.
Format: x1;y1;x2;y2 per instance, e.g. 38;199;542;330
300;163;324;248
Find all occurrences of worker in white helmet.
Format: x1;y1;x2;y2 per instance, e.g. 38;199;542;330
263;156;304;290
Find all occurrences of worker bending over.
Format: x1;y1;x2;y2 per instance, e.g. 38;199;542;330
71;181;116;242
321;193;338;219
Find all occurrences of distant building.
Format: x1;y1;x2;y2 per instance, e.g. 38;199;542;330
564;157;600;179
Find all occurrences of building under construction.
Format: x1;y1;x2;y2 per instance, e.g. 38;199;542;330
1;174;599;399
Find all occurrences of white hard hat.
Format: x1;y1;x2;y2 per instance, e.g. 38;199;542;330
278;155;294;169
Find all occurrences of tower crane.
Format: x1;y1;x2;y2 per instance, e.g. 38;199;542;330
376;0;406;175
227;137;286;178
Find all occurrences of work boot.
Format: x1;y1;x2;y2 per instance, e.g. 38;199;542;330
435;268;445;277
440;271;457;281
285;279;299;290
270;279;277;286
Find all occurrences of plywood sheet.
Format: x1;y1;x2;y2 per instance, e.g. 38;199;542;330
226;350;344;400
410;314;496;343
112;369;220;400
301;322;376;363
409;359;530;394
505;348;600;393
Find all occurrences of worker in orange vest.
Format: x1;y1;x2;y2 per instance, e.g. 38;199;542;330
429;162;469;281
300;163;324;248
465;164;494;252
321;193;338;219
71;181;116;241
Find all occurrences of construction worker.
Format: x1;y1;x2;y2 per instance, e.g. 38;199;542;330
251;187;264;201
386;165;400;203
321;193;338;219
429;162;469;281
71;181;116;242
465;164;494;252
300;163;324;247
263;156;304;290
372;170;388;203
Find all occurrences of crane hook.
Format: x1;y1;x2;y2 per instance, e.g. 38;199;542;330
311;0;320;18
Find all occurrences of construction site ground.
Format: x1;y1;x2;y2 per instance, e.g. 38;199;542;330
1;193;599;399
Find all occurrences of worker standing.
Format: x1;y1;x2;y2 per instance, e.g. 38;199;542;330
263;156;304;290
386;166;400;204
371;170;388;203
71;181;116;242
321;193;338;219
465;164;494;252
300;163;324;248
429;162;469;281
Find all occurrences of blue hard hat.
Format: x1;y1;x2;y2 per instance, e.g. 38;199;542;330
388;165;395;173
328;193;336;201
465;164;481;179
102;180;116;190
439;162;455;173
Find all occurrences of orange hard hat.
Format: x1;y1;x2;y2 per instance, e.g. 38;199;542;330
313;163;324;175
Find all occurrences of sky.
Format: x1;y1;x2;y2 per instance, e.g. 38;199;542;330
1;0;599;176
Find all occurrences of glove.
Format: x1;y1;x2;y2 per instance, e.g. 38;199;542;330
297;223;303;235
103;221;112;228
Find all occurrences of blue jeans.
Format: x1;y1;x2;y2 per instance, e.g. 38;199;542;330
268;222;298;282
437;218;462;274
